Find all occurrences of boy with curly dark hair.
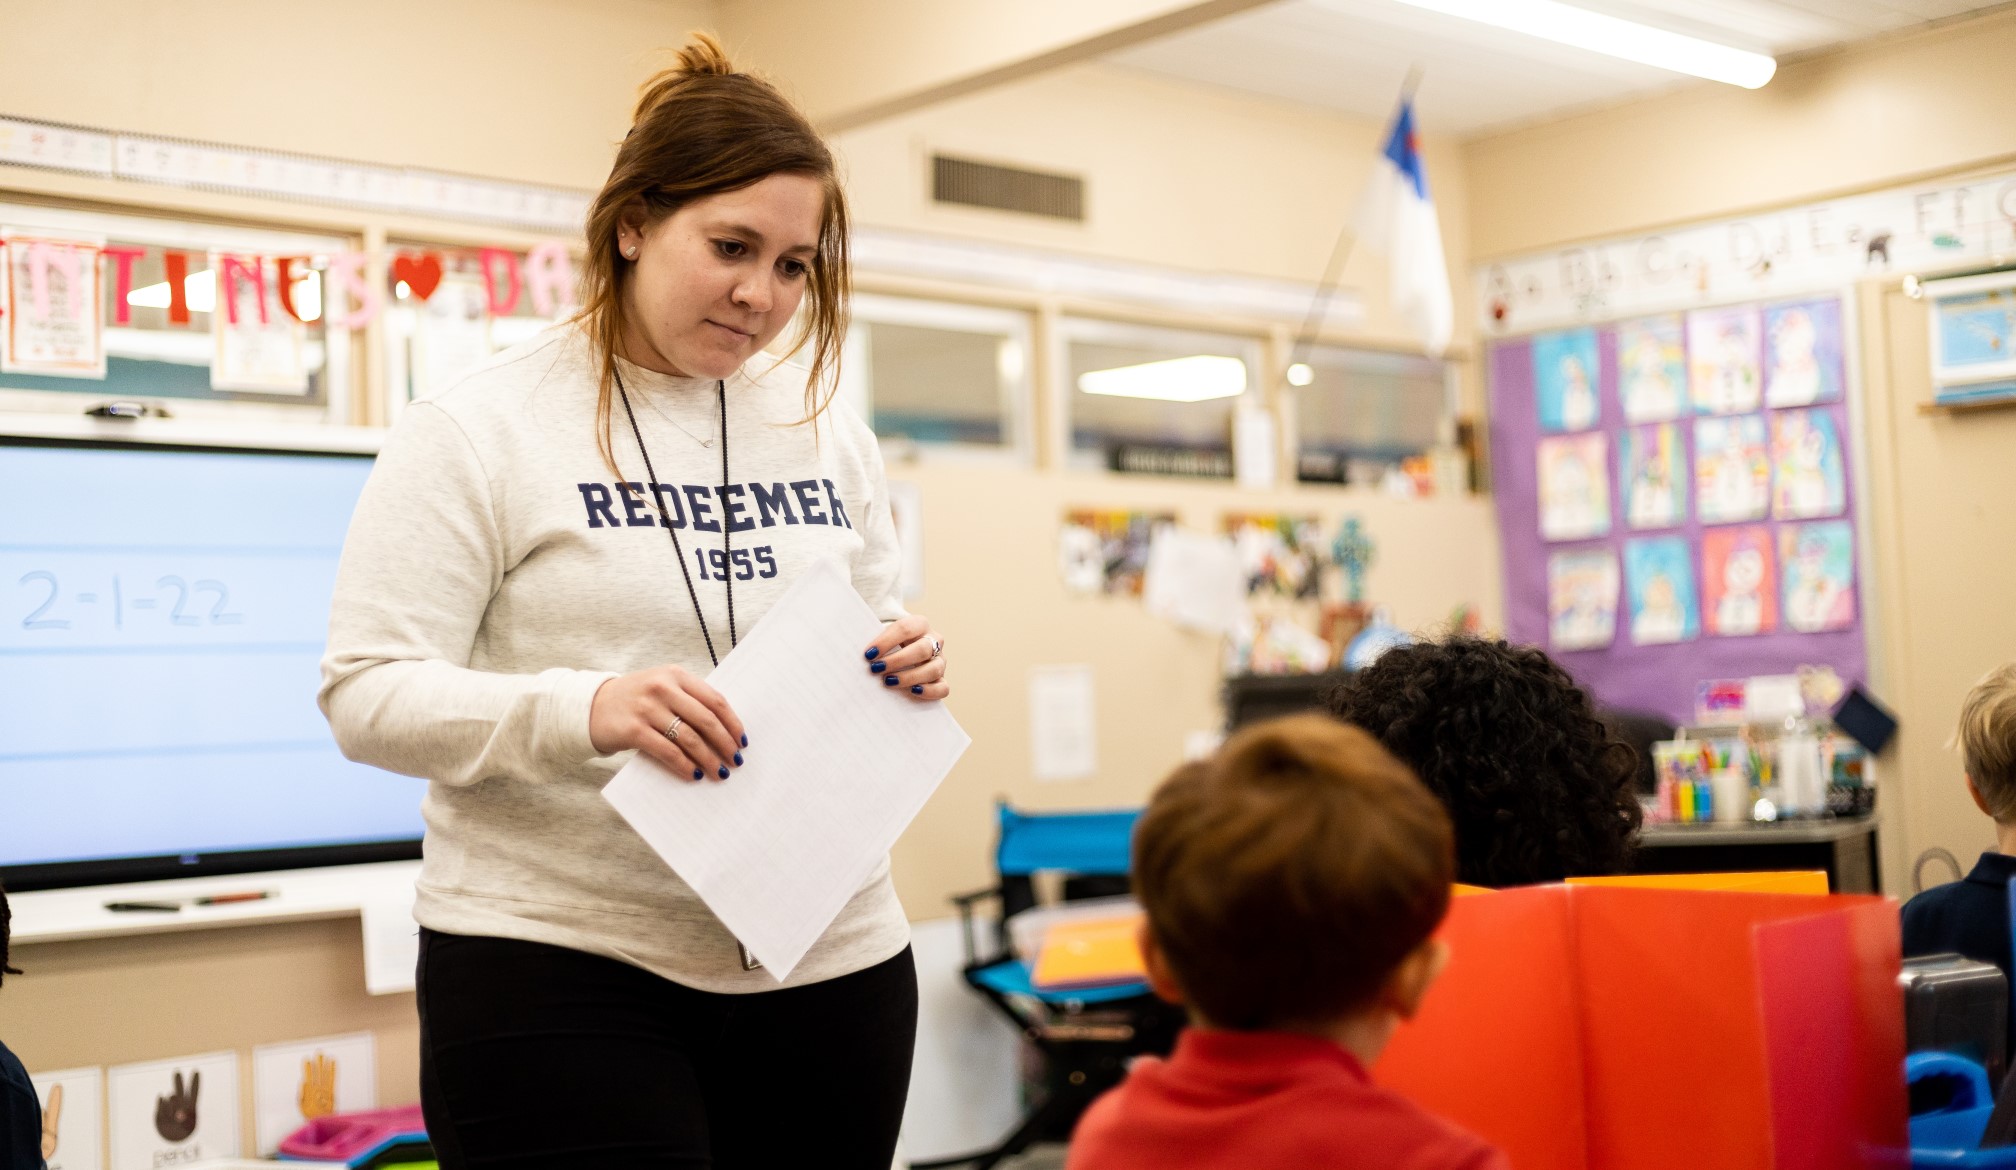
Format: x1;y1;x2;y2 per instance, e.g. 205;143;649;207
1067;715;1507;1170
1324;636;1642;887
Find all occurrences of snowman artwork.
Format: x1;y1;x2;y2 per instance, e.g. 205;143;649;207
1715;545;1767;636
1633;572;1687;645
1558;351;1598;432
1767;306;1822;406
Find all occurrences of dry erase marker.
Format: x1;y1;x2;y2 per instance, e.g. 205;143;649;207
105;900;182;912
192;891;276;906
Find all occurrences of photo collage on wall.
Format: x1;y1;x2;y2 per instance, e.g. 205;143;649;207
1537;297;1855;652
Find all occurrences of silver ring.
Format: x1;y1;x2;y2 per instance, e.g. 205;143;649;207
930;637;944;659
664;716;684;742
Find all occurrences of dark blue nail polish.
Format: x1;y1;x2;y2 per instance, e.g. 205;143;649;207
741;734;749;748
884;674;899;686
733;752;744;766
870;661;886;673
693;768;704;780
864;647;880;661
911;684;923;694
718;766;730;779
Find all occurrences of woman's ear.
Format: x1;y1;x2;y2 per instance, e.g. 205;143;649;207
615;198;651;258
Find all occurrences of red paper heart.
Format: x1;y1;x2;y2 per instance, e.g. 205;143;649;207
391;252;444;301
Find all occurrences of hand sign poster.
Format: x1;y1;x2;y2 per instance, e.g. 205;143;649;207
28;1067;102;1170
252;1033;377;1155
109;1052;239;1169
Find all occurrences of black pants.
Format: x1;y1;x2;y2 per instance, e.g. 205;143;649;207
417;929;919;1169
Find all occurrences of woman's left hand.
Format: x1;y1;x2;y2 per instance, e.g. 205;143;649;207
864;615;950;702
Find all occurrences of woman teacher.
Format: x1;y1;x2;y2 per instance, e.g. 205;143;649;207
319;33;947;1168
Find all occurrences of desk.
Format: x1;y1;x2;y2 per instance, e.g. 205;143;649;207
1632;816;1880;893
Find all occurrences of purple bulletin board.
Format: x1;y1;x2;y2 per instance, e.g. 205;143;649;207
1487;297;1866;725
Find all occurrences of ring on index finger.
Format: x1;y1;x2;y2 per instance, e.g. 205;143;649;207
664;716;685;742
930;637;944;659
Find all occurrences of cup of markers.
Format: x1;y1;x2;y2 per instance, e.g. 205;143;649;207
1652;739;1755;825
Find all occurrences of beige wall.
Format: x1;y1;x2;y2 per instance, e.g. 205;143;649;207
0;0;716;190
1464;10;2016;259
836;61;1476;355
884;465;1501;911
1460;10;2016;893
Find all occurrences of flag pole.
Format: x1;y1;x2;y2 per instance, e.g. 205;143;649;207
1283;63;1425;388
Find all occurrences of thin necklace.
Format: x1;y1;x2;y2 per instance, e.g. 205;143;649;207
635;385;718;448
614;367;737;665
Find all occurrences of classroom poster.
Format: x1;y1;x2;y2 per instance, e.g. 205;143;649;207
1693;415;1770;524
28;1067;102;1170
1770;409;1846;520
1548;548;1619;651
108;1052;240;1170
1624;537;1698;645
1618;423;1686;530
1701;526;1778;638
409;272;493;400
210;252;309;394
1223;513;1326;599
1686;305;1763;415
2;233;106;378
251;1033;377;1155
1057;509;1173;596
1763;298;1845;407
1780;521;1857;633
1537;433;1610;542
1616;313;1686;423
1532;328;1601;433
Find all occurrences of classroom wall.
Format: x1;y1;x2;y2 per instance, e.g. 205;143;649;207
833;60;1478;356
0;0;717;191
1459;10;2016;894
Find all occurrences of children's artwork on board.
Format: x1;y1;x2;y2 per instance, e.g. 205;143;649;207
1780;521;1857;633
1533;328;1602;433
1548;549;1619;652
1618;423;1686;530
1223;513;1328;599
1616;314;1686;423
1686;305;1763;415
1701;526;1778;638
1537;434;1611;542
1770;409;1847;520
1058;509;1174;596
1693;415;1770;524
1763;299;1845;407
1624;536;1699;646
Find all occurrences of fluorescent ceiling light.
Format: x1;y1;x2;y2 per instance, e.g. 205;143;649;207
1078;354;1247;403
1286;362;1315;387
127;268;323;321
1390;0;1777;89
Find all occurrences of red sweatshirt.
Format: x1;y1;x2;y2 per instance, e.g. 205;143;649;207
1067;1028;1510;1170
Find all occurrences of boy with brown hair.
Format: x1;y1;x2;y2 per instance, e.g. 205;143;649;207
1904;664;2016;1000
1066;715;1507;1170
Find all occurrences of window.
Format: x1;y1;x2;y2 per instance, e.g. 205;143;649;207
1063;318;1262;474
0;201;349;422
382;242;574;413
840;294;1031;458
1289;344;1447;484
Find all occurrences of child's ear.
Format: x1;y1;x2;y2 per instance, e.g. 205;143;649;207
1137;921;1187;1007
1387;938;1451;1022
1968;775;1994;818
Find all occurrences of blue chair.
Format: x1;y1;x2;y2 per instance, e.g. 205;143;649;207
909;803;1184;1170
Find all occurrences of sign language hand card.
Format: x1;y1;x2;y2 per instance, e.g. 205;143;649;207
108;1052;239;1170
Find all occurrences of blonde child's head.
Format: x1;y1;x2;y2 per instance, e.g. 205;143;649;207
1959;663;2016;821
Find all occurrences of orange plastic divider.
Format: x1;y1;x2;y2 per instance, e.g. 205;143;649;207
1031;914;1147;990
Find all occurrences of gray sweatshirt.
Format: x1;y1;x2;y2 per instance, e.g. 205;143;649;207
319;326;910;992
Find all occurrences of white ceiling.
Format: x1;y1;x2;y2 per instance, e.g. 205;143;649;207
1106;0;2011;137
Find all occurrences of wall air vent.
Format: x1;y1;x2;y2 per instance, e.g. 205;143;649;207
931;154;1085;222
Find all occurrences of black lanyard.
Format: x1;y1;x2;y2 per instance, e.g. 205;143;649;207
614;368;737;666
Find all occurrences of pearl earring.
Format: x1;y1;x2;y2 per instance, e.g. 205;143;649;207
625;245;638;260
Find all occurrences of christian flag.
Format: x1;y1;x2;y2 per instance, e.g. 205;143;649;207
1355;96;1453;357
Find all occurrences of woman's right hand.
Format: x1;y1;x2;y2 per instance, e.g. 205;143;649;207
590;666;747;782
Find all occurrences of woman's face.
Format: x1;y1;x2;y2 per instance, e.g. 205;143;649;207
616;172;824;379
